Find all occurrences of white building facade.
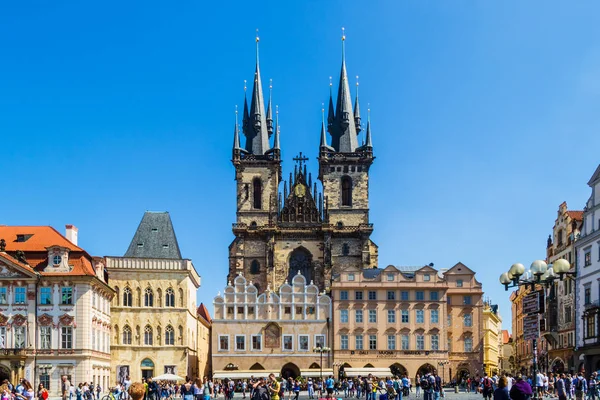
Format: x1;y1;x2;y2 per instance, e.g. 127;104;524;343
575;165;600;373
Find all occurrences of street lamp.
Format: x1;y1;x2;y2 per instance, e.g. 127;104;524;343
313;344;331;387
437;361;449;384
499;259;576;398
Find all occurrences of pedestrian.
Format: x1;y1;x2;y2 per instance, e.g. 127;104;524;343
482;374;493;400
38;384;49;400
556;374;567;400
492;377;509;400
268;374;280;400
509;374;533;400
574;373;587;400
63;376;72;400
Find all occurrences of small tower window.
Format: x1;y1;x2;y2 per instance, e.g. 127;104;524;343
342;243;350;256
253;178;262;209
341;176;352;206
250;260;260;275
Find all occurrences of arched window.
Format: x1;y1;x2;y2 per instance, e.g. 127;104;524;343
341;176;352;206
144;325;153;346
157;288;162;307
165;325;175;345
123;325;132;345
123;287;132;307
253;178;262;209
114;287;120;306
250;260;260;275
144;287;154;307
179;288;184;307
165;288;175;307
342;243;350;256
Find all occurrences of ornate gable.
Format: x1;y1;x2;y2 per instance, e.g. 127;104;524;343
0;256;36;279
278;169;321;225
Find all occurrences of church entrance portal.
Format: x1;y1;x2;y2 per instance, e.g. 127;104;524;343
281;363;300;380
287;248;312;284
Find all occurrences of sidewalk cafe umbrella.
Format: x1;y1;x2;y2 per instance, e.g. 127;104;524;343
152;373;185;381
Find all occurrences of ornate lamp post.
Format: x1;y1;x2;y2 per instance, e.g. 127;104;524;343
499;259;575;397
313;344;331;386
437;361;449;385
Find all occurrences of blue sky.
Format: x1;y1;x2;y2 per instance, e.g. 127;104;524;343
1;1;600;330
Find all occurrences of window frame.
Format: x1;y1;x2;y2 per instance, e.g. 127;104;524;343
340;309;349;323
368;309;377;323
235;334;246;351
14;287;26;304
61;326;73;349
298;334;309;352
355;309;363;323
40;287;52;305
369;334;377;350
40;326;52;349
60;287;73;305
218;335;229;351
387;335;396;350
355;334;363;350
251;334;262;351
416;309;424;324
387;310;396;324
416;334;424;350
340;334;349;350
431;309;439;324
282;334;294;351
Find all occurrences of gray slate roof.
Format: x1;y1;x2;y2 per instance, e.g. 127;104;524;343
124;212;182;259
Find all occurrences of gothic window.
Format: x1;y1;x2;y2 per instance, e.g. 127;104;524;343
144;325;153;345
287;247;313;283
341;176;352;206
253;178;262;209
123;325;132;345
165;325;175;345
342;243;350;256
558;229;564;246
144;287;154;307
250;260;260;275
166;288;175;307
123;287;132;307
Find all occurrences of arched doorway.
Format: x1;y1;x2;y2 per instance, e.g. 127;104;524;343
140;358;154;380
390;363;408;378
287;248;313;283
281;363;300;379
417;363;435;378
0;365;10;383
551;359;565;373
457;368;470;384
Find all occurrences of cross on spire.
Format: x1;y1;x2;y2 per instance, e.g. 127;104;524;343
293;152;309;169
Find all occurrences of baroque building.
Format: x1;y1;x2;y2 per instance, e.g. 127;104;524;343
211;273;332;379
228;33;377;294
482;302;502;376
105;212;206;382
0;226;113;396
575;164;600;373
544;202;582;373
330;263;483;382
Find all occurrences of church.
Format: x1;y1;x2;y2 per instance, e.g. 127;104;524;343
228;32;378;294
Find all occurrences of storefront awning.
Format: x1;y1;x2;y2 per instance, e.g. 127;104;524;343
300;369;334;378
213;370;280;379
344;368;391;377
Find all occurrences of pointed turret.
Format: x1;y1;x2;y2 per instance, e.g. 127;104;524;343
271;105;280;159
242;81;249;133
364;108;372;148
327;78;335;130
266;79;274;137
243;34;270;155
328;28;359;153
320;106;334;152
354;76;362;134
233;107;241;152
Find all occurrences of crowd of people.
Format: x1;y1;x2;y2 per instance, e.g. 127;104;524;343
3;369;600;400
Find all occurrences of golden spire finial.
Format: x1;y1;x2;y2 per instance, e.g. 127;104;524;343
244;80;247;92
256;28;259;42
356;75;359;87
342;27;346;41
329;76;333;87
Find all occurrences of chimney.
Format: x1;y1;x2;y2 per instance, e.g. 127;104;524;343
65;225;78;246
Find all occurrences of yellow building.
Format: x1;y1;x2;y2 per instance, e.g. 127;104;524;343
105;212;205;384
482;303;502;376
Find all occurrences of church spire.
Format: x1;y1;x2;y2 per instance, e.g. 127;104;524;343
327;77;334;130
243;31;270;155
266;79;274;137
365;107;373;149
233;106;241;151
273;105;280;151
354;76;362;133
331;27;359;153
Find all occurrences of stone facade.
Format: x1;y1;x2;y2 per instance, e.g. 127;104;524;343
544;202;582;373
105;212;205;384
574;164;600;373
212;274;332;379
0;226;113;396
330;263;483;383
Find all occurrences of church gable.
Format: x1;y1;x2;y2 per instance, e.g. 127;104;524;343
279;166;322;225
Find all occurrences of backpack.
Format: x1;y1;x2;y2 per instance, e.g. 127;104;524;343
484;378;492;390
420;377;430;391
576;378;584;391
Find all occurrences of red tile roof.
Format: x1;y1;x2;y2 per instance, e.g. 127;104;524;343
566;211;584;221
0;226;96;277
501;330;511;344
197;302;212;324
0;252;36;275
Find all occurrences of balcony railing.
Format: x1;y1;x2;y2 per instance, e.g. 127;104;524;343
1;348;26;356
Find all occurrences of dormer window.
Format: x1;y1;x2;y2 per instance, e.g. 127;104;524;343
53;255;62;266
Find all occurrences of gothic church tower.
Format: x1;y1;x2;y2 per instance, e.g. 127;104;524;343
229;32;377;293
